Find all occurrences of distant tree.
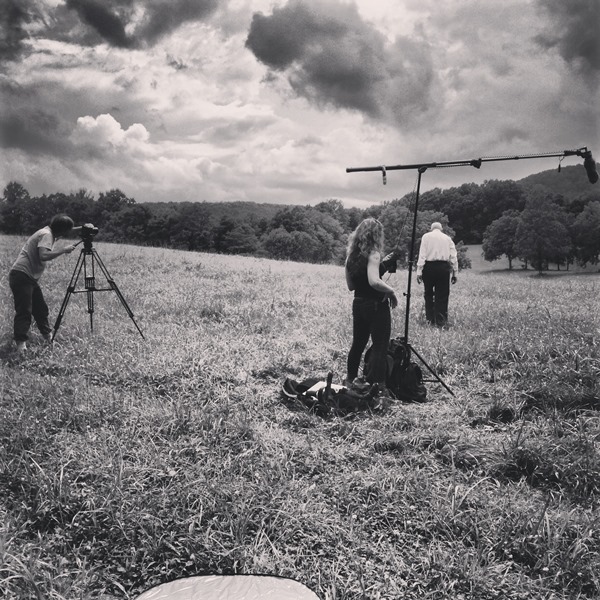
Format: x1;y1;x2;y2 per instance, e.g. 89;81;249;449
222;223;260;255
482;210;521;269
268;205;346;263
213;216;238;252
262;227;311;261
1;182;31;233
346;207;364;231
514;189;572;273
456;241;471;270
314;199;349;229
103;205;151;243
571;201;600;266
64;189;96;224
93;189;135;226
170;204;214;251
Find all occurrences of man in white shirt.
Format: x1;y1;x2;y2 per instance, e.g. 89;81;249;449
416;222;458;327
8;215;80;352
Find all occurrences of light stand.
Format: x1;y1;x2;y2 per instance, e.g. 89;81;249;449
52;235;145;341
347;147;596;396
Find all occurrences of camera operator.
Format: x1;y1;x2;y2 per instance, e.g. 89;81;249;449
8;214;85;352
416;222;458;327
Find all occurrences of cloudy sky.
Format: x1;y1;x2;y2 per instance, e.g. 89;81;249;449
1;0;598;208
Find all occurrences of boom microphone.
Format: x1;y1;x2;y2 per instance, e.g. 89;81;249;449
583;151;599;184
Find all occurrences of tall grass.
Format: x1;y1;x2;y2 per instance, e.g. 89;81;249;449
1;236;599;599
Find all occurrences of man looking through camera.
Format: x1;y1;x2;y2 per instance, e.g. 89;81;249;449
8;214;85;352
416;222;458;327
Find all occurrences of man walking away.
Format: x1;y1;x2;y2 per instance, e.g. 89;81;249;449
416;222;458;327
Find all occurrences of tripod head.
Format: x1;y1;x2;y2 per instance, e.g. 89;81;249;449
79;223;99;252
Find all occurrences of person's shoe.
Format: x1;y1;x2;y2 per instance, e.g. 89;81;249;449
15;341;27;353
42;333;53;344
350;377;372;393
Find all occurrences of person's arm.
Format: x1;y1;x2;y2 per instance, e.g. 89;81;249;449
39;244;77;262
367;252;398;308
345;262;355;291
416;236;428;283
449;238;458;283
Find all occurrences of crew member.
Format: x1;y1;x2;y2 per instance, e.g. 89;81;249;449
345;218;398;391
8;215;80;352
416;222;458;327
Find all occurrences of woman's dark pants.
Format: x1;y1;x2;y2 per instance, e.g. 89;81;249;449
347;297;391;385
9;270;52;342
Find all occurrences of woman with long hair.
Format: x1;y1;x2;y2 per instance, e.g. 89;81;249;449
345;218;398;390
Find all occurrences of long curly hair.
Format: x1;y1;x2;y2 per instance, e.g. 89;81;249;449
346;218;384;262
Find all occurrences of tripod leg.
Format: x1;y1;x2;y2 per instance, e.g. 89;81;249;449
52;251;85;341
91;250;145;339
408;344;455;396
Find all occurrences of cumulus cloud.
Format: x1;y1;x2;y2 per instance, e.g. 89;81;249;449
71;113;150;150
245;0;436;127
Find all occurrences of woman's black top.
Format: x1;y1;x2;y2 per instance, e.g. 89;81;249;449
346;251;385;301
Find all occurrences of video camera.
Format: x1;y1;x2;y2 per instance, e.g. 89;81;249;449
80;223;99;241
380;250;400;275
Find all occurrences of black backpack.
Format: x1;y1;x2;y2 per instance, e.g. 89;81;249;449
281;372;382;417
364;337;427;403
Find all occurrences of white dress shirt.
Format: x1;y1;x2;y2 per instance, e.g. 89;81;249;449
416;229;458;276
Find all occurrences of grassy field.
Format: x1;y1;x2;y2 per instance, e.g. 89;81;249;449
1;235;599;600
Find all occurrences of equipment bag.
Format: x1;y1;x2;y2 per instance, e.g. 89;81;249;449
281;372;381;417
364;337;427;403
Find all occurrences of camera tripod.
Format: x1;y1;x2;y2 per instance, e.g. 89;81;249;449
347;147;597;396
52;237;145;341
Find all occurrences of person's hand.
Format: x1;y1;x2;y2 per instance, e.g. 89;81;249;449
416;275;423;284
63;244;77;254
388;292;398;309
451;275;457;285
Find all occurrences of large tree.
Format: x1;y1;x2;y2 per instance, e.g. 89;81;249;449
571;201;600;266
514;189;572;273
482;210;521;269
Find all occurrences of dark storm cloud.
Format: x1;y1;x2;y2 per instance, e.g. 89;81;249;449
535;0;600;73
61;0;218;48
245;0;436;125
65;0;133;48
0;0;38;63
0;79;72;155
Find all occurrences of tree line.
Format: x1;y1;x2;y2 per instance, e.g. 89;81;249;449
2;172;598;271
481;188;600;272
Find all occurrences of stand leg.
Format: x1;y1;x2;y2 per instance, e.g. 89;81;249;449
408;343;454;396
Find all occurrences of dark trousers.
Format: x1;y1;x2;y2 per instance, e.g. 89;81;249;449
422;261;451;326
347;297;391;385
9;270;52;342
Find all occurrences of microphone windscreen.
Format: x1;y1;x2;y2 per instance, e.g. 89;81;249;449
584;153;599;184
